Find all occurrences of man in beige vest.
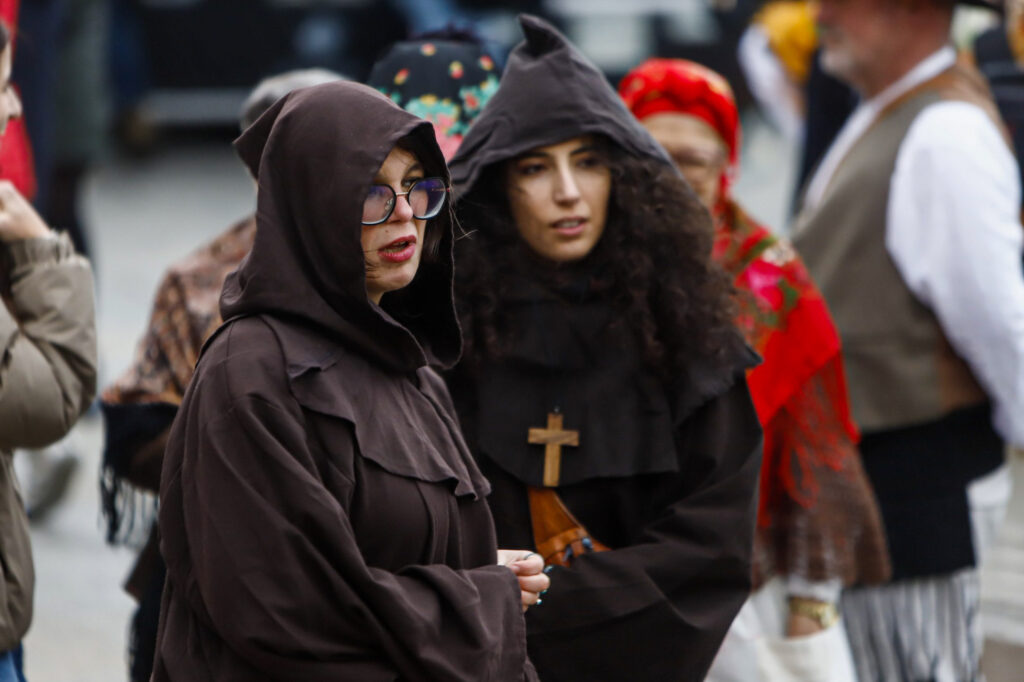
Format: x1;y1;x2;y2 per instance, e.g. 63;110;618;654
791;0;1020;679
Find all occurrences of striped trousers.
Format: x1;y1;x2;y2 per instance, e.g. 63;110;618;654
842;569;982;682
840;462;1012;682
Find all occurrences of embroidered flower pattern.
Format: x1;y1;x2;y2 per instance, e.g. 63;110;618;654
406;96;461;137
460;75;499;118
714;204;806;352
370;45;500;159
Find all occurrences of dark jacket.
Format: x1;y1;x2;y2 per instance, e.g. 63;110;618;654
447;16;764;682
153;82;534;682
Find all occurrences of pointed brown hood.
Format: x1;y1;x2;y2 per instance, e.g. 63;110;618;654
223;81;462;371
449;14;674;195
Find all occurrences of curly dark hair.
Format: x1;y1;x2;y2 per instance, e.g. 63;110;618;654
454;139;740;378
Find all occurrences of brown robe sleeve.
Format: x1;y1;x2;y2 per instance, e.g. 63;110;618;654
522;380;763;682
155;336;532;681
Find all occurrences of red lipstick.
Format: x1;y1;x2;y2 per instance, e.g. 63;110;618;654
379;235;417;263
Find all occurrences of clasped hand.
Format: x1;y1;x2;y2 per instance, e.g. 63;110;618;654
0;181;51;243
497;549;549;612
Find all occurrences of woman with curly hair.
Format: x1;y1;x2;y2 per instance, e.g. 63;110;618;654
445;15;764;682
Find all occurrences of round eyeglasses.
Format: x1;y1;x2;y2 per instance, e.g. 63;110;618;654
362;177;450;225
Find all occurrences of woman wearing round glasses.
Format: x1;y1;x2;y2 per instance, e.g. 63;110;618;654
361;175;449;301
152;81;544;682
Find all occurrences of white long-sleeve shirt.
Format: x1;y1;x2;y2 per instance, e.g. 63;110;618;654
803;47;1024;450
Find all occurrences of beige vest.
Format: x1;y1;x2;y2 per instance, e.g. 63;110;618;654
792;64;999;433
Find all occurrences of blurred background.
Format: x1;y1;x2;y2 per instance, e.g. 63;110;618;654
115;0;758;131
7;0;1023;679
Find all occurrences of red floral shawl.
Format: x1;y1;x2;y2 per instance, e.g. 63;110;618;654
716;202;855;511
716;201;889;587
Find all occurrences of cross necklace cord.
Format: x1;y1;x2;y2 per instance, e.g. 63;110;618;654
524;299;581;487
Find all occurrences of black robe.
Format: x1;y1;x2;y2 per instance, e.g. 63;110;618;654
447;16;764;682
153;82;535;682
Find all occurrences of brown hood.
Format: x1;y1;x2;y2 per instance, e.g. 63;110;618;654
224;81;462;371
449;14;675;195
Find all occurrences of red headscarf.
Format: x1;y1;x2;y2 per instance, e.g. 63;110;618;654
619;58;740;204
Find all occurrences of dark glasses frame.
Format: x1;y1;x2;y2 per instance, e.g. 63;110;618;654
361;177;451;226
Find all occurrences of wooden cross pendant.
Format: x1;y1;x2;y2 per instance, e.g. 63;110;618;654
528;411;580;487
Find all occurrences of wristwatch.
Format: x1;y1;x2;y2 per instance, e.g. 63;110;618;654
787;596;839;629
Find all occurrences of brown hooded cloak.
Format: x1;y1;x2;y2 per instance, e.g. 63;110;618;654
152;81;535;682
446;16;764;682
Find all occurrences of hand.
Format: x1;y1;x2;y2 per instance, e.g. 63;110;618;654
786;611;825;638
0;181;51;242
498;549;550;612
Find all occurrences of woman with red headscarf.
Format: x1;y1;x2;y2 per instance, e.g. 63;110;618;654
621;59;890;682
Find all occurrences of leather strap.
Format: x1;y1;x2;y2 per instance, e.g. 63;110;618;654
528;486;609;567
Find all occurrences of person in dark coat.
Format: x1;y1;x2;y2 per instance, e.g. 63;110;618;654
152;81;545;682
100;68;344;682
446;15;764;682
